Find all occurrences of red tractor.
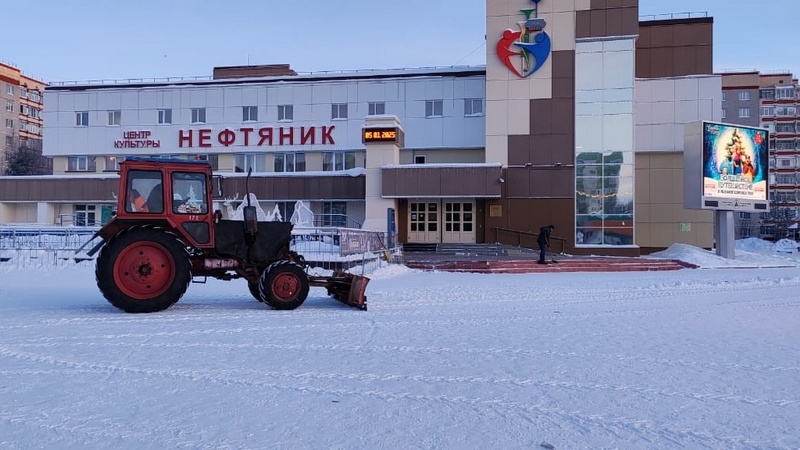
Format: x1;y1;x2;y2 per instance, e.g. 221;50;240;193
79;157;369;313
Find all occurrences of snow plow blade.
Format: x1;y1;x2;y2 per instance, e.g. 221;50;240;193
309;272;370;311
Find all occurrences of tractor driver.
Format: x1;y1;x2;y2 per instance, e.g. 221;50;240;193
129;189;149;213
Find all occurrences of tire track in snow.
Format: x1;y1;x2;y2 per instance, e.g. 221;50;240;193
0;346;776;449
4;294;798;343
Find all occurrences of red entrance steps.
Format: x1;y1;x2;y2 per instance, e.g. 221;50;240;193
403;257;696;274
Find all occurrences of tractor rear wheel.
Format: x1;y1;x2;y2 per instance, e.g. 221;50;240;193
259;261;309;310
96;226;191;313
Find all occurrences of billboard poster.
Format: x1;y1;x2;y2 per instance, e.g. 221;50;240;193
702;122;769;201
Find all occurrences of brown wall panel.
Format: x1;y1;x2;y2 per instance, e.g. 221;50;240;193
551;51;575;79
530;170;554;197
0;177;121;202
530;99;553;135
508;134;530;165
382;166;502;198
505;167;531;198
636;18;714;78
551;99;574;134
530;134;554;165
418;169;440;195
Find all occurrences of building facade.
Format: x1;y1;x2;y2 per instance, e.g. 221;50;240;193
0;0;724;255
0;62;47;173
721;71;800;239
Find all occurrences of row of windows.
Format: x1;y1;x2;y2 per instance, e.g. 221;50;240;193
20;104;41;119
66;200;351;227
760;106;797;117
19;87;42;103
73;99;485;127
760;86;796;100
772;140;799;150
19;120;41;135
66;151;361;173
722;91;752;102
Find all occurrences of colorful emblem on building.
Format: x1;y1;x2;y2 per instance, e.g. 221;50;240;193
496;0;551;78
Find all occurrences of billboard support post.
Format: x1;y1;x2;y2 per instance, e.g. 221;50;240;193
714;210;736;259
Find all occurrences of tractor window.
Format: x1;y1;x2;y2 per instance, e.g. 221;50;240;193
126;170;163;214
172;172;208;214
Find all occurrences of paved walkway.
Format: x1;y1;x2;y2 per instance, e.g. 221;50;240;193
400;249;695;273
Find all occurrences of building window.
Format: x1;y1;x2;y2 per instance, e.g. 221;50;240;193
775;123;796;133
158;108;172;124
331;103;348;120
368;102;385;115
242;106;258;122
187;153;219;170
738;108;750;118
776;106;797;116
721;92;727;102
721;109;726;119
67;156;97;172
191;108;206;124
234;153;265;173
776;87;795;99
105;155;125;171
464;98;483;116
321;201;348;227
739;91;750;101
760;88;775;99
74;205;97;226
171;172;208;215
278;105;293;121
414;155;427;164
5;135;12;146
76;111;89;126
5;85;13;96
274;152;306;172
760;106;774;116
5;101;12;112
425;100;443;118
107;110;121;126
275;201;295;222
322;151;356;171
4;118;12;129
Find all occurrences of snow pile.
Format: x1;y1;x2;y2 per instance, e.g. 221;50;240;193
650;239;800;269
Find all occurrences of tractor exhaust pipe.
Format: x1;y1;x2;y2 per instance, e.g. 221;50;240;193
243;167;257;241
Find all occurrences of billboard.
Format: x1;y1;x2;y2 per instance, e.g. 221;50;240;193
684;121;770;212
703;122;769;200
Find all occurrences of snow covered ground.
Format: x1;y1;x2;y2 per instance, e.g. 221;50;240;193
1;240;799;449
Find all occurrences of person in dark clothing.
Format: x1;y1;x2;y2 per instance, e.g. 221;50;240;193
537;225;555;264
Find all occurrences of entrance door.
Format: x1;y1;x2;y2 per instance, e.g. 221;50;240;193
408;201;439;243
442;201;476;243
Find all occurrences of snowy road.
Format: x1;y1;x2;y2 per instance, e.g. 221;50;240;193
1;264;799;449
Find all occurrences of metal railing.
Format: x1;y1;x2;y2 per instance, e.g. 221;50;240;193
312;214;361;229
493;227;567;255
638;11;708;21
0;224;399;273
47;65;486;87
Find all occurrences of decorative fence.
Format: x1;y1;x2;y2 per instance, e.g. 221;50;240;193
0;225;398;274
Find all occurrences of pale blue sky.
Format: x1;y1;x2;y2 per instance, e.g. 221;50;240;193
4;0;798;83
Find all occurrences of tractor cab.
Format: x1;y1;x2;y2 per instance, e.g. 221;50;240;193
115;157;216;248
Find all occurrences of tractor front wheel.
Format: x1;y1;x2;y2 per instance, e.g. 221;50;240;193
259;261;309;310
96;227;191;313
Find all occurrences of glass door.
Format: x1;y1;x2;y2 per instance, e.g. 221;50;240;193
408;201;439;243
442;201;475;243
